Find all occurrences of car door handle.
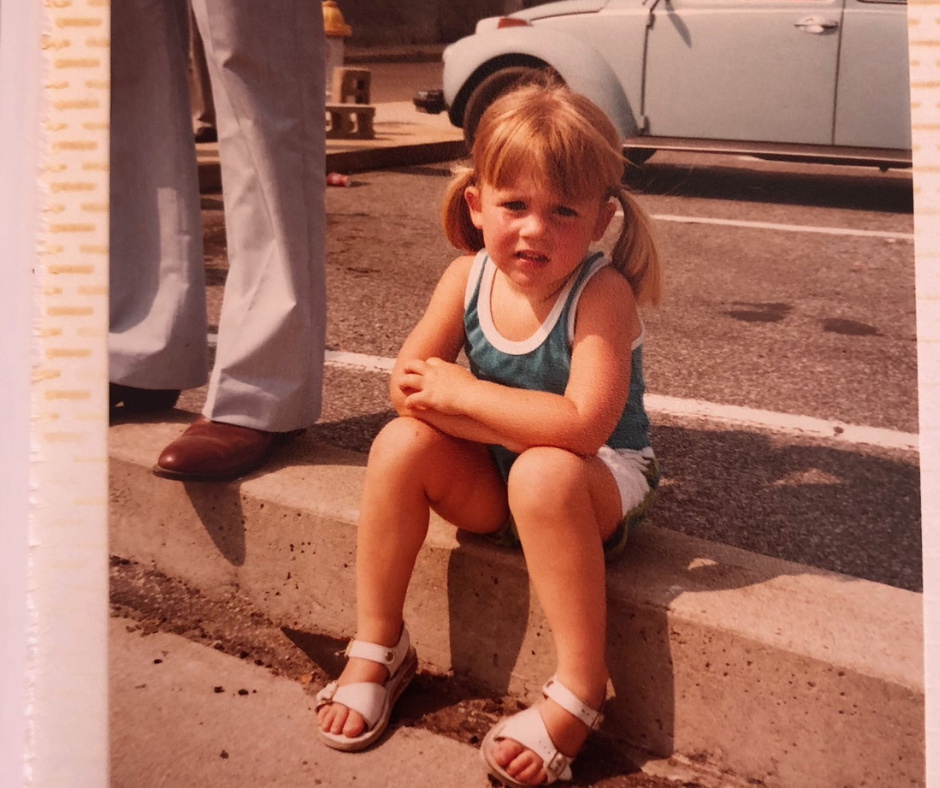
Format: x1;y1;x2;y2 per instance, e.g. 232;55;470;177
794;16;839;34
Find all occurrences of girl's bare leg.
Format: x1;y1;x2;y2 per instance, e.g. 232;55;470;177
493;446;622;786
318;416;508;739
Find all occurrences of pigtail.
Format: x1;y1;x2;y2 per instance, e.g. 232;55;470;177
441;167;485;253
611;186;663;307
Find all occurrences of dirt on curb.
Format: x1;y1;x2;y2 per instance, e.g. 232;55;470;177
109;557;723;788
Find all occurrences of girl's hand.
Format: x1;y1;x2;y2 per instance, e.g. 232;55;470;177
399;357;476;415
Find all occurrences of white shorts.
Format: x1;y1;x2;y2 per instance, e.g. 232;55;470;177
596;445;658;518
484;443;660;559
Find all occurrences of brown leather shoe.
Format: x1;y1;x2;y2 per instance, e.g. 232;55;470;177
110;383;181;414
193;126;218;144
153;417;296;481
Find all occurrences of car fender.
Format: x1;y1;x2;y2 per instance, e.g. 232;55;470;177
443;26;639;139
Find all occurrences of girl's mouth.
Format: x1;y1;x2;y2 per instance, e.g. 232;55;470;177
516;250;549;264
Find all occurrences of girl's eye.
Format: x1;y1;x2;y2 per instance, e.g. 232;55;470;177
554;206;578;218
502;201;526;211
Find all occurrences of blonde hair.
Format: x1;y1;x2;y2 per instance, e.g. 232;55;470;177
442;78;662;306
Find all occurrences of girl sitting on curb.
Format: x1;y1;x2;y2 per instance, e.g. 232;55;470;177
315;77;663;787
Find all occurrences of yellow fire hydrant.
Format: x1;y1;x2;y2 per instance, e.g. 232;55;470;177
323;1;352;99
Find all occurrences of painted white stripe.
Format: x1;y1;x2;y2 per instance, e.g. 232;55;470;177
621;211;913;240
643;394;918;452
325;349;917;452
326;349;396;372
203;340;918;451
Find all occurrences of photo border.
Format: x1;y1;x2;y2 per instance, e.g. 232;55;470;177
0;1;936;784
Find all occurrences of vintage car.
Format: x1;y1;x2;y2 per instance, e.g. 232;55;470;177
416;0;911;168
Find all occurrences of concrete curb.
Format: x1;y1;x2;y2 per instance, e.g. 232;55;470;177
196;101;466;192
324;138;466;175
344;45;447;64
109;416;924;788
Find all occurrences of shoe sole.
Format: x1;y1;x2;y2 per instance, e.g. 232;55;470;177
151;459;268;483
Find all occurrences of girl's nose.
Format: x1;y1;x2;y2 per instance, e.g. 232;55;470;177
520;211;548;237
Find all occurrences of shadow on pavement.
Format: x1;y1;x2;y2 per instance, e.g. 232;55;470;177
297;409;921;592
282;627;349;678
648;422;922;592
446;535;530;698
626;159;914;214
183;482;248;566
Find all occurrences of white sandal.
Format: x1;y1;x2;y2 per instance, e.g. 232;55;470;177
314;624;418;752
481;676;603;787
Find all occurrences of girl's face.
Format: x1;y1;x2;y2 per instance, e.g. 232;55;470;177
465;168;616;300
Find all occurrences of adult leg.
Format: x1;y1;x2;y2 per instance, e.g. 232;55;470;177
192;0;326;432
318;417;509;739
187;5;216;140
154;0;326;480
494;446;622;786
109;0;208;392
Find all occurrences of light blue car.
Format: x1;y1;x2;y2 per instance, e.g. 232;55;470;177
418;0;911;168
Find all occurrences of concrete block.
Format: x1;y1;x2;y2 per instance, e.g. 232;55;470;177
325;103;376;140
331;67;372;105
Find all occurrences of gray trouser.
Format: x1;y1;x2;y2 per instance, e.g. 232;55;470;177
109;0;326;432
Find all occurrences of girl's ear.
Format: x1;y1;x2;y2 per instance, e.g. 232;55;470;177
464;185;484;230
592;199;618;241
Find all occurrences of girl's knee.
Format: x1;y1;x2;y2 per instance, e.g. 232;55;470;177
507;447;587;519
369;416;444;470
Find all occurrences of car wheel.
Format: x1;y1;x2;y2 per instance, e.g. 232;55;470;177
625;147;655;167
462;65;551;147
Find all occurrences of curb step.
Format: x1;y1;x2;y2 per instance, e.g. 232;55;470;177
109;415;925;788
196;101;467;192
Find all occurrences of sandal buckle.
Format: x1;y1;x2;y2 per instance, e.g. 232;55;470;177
544;749;571;780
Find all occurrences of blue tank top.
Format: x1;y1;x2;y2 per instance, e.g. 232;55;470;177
463;249;652;453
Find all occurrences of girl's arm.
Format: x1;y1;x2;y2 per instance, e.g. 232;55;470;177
390;255;520;448
389;254;469;413
401;267;640;456
403;409;528;453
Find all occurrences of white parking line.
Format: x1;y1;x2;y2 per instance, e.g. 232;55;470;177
644;394;918;452
202;338;917;451
323;348;918;452
326;349;396;372
621;211;913;241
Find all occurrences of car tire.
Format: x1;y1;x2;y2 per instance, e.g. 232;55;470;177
462;65;551;147
625;147;655;167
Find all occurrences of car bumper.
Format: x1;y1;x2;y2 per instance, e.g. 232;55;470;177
413;89;447;115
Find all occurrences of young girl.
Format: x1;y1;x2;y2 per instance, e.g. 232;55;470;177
315;79;663;787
